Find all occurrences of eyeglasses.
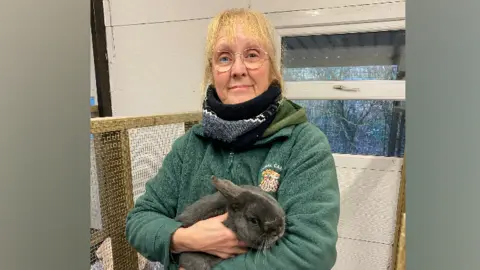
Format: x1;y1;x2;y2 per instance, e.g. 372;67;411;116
212;48;269;72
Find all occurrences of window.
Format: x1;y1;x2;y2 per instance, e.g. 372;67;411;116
280;29;405;157
282;30;405;81
295;99;405;157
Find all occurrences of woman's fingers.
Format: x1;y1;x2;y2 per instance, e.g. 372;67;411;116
219;239;248;253
210;212;228;222
213;248;246;259
189;212;247;258
214;252;233;259
221;229;238;242
237;240;248;247
209;242;248;258
229;246;248;254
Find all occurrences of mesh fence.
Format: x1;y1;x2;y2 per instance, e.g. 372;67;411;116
128;123;185;202
332;155;404;270
89;113;201;270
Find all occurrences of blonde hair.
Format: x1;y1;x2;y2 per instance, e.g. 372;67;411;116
201;8;284;96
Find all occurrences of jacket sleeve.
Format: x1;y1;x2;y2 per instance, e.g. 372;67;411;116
125;134;187;265
213;124;341;270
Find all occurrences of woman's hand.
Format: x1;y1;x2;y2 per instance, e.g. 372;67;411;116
172;213;248;259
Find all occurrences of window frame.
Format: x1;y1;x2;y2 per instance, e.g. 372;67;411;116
275;20;406;102
274;19;406;157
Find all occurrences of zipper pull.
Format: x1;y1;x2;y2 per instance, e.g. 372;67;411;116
226;150;234;175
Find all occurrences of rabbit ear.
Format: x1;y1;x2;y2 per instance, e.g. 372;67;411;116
211;175;245;203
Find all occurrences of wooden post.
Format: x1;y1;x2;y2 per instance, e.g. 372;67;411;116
392;155;406;270
91;0;112;117
396;213;406;270
94;130;138;270
184;120;199;133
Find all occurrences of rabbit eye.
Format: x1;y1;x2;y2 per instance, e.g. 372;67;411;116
231;203;241;212
248;217;259;225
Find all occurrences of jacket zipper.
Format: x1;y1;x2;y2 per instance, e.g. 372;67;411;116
226;149;234;177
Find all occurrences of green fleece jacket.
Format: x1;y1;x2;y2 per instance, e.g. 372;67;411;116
125;99;340;270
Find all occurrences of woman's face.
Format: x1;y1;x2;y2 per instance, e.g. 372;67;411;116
211;26;271;105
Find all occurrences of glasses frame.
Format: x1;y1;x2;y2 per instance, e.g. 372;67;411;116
212;47;269;73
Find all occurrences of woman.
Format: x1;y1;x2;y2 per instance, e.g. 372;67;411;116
126;8;340;270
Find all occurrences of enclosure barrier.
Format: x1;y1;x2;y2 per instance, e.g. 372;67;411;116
395;159;406;270
89;112;405;270
90;112;202;270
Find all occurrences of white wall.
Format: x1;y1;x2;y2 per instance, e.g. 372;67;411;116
97;0;405;117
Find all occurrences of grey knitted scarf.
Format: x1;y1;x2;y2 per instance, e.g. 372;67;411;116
201;84;282;149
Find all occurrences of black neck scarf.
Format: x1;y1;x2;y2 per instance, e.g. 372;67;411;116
201;84;282;151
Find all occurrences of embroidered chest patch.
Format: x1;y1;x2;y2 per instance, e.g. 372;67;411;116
259;168;281;192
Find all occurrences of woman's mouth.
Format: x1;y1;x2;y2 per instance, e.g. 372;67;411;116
229;85;252;90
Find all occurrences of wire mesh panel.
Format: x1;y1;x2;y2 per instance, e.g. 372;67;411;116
336;166;402;243
128;123;185;202
91;138;102;231
90;130;139;270
90;136;106;268
334;237;394;270
89;113;201;270
332;154;403;270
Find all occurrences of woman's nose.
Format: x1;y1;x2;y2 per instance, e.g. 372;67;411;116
230;54;247;77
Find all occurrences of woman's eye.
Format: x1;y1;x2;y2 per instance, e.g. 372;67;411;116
244;50;260;59
219;56;230;63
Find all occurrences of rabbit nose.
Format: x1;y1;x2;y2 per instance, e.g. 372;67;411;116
265;227;276;235
267;228;280;237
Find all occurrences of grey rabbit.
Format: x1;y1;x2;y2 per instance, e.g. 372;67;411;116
174;175;286;270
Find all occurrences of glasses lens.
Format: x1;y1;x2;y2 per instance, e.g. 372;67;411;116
213;51;233;71
212;49;266;72
243;48;265;70
216;65;231;72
